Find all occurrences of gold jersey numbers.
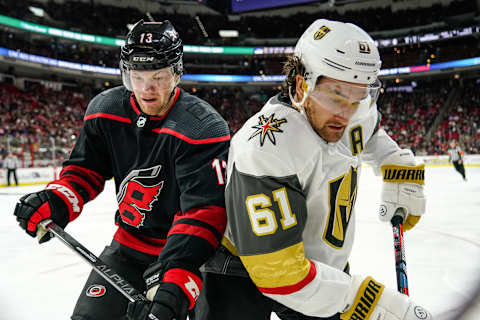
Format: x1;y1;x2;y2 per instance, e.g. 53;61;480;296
323;167;358;248
245;187;298;236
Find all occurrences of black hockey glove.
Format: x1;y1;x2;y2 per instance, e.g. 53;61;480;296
14;189;71;243
127;282;189;320
127;262;202;320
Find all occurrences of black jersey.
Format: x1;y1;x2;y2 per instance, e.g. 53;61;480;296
59;86;230;272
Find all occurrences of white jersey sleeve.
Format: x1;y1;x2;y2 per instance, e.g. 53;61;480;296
349;102;404;174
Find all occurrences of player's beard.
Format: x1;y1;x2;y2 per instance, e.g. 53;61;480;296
304;100;346;142
316;123;345;142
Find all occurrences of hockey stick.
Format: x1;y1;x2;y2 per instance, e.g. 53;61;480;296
38;220;147;303
391;208;409;296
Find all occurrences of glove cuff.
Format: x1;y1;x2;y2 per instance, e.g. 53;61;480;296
162;268;202;310
46;179;84;222
341;276;385;320
381;164;425;185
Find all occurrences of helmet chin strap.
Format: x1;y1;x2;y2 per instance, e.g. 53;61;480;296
288;85;309;116
158;86;176;113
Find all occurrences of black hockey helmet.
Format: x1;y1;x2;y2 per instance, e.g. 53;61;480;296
120;19;183;90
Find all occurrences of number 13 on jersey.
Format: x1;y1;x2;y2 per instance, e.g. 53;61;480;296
245;187;297;236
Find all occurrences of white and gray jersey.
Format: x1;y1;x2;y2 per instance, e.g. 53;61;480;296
448;146;463;162
224;93;402;317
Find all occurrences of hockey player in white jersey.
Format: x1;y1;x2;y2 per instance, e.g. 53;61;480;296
195;19;431;320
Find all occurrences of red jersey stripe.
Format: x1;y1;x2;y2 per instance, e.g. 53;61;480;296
173;206;227;235
84;113;132;123
61;165;104;186
113;227;166;256
168;224;219;248
258;260;317;295
152;128;231;145
60;165;105;200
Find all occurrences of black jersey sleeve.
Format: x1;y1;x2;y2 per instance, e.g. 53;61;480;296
59;93;114;206
159;117;230;262
153;117;230;296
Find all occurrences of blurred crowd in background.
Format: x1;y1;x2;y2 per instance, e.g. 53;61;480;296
0;0;479;167
1;75;479;167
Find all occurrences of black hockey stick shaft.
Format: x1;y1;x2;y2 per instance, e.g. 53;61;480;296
391;208;409;296
38;220;147;303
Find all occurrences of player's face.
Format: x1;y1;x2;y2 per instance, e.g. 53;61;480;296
302;77;367;142
130;68;177;116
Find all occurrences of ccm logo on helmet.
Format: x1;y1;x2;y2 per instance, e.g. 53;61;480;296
46;184;81;213
133;56;154;62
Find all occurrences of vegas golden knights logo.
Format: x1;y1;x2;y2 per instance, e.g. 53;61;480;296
249;113;287;146
358;41;371;54
324;167;358;248
314;26;331;40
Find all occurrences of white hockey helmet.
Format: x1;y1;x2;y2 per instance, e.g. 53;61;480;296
291;19;382;108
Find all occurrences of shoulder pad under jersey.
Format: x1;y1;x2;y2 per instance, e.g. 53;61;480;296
230;94;323;178
84;86;130;118
164;89;230;140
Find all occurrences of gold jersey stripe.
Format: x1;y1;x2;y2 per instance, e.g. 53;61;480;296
381;164;425;185
221;236;239;256
239;242;311;289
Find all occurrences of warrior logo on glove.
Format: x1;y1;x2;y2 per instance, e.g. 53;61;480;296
117;165;164;228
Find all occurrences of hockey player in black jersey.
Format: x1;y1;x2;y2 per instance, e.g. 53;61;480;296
14;19;230;320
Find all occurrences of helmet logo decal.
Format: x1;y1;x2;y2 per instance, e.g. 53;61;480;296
358;41;371;54
164;29;178;41
313;25;331;40
248;113;287;147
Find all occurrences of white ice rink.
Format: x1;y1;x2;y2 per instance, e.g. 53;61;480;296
1;165;480;320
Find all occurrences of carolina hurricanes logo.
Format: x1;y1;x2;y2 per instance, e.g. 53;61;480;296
117;165;164;228
86;284;106;297
248;113;287;146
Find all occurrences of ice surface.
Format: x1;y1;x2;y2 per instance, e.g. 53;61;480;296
1;166;479;319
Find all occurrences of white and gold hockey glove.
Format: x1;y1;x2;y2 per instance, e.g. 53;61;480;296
341;275;432;320
378;150;426;230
